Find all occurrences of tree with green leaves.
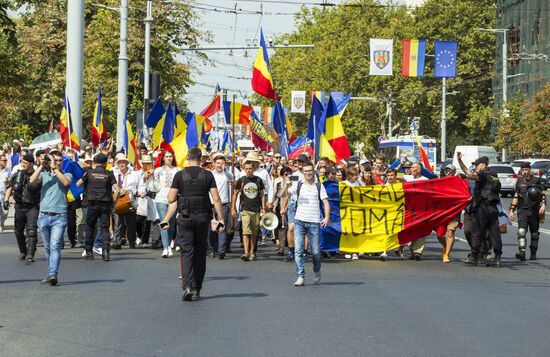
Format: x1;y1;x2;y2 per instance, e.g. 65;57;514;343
265;0;497;157
3;0;208;142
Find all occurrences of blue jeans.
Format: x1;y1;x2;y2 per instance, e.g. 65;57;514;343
294;219;321;278
156;202;175;249
38;212;68;277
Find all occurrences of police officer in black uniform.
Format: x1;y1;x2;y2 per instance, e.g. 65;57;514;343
4;153;41;262
77;153;119;261
160;147;225;301
457;153;503;267
509;162;546;261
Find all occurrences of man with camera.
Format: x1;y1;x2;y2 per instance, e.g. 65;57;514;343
77;153;119;261
29;150;72;286
160;147;225;301
4;153;41;262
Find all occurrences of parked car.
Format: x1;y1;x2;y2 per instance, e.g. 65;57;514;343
530;161;550;179
542;170;550;189
488;164;517;197
511;158;550;174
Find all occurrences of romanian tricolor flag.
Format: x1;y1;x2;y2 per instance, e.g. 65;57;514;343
223;101;253;125
145;97;166;149
415;130;433;172
311;91;325;107
174;101;187;136
185;112;205;148
170;130;189;168
320;177;470;253
402;39;426;77
91;88;108;146
263;106;273;125
251;29;279;100
322;96;350;162
59;93;81;152
123;114;140;170
200;84;221;118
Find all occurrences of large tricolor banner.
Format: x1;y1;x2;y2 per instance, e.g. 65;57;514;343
320;176;470;253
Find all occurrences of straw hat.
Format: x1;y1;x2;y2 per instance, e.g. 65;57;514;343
141;154;153;164
115;153;129;163
245;151;260;163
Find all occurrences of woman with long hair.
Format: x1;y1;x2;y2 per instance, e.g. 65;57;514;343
154;150;180;258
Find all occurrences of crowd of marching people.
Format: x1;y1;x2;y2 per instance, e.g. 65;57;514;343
1;137;546;290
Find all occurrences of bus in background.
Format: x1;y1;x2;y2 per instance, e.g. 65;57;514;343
378;134;437;169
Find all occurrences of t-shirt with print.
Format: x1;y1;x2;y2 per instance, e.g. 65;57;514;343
289;181;328;223
235;175;264;212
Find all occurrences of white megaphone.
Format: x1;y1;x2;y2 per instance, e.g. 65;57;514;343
260;212;279;231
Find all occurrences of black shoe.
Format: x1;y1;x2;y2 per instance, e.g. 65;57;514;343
46;275;57;286
102;249;110;261
485;256;501;267
530;249;537;261
209;251;216;258
277;250;284;256
515;250;526;261
409;253;421;261
219;251;226;259
191;288;200;301
70;242;76;249
19;253;26;261
27;255;35;263
182;287;193;301
85;250;94;260
463;257;478;266
240;254;248;261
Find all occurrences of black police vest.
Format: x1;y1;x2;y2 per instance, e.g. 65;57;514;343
475;171;500;206
86;167;113;203
517;176;542;209
177;168;212;215
12;170;41;205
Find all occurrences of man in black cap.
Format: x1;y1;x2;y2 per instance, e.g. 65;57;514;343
457;153;502;266
4;153;41;262
77;153;119;261
509;162;546;260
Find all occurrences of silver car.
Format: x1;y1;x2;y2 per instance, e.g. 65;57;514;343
489;164;517;197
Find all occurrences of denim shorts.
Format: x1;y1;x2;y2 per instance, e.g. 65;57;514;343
287;200;296;225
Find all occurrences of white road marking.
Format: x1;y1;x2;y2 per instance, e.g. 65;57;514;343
510;222;550;235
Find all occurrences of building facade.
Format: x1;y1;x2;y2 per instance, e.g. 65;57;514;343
493;0;550;108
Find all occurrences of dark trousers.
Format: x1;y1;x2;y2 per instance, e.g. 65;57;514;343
113;210;137;247
136;215;152;244
518;207;540;250
84;203;111;250
471;202;502;258
176;212;210;290
14;204;39;256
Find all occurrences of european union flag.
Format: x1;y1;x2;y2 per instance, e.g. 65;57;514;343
434;40;457;78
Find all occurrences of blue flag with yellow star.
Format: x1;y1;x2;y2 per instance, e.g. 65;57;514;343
434;40;457;78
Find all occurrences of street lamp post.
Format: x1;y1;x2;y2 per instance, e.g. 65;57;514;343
116;0;129;151
66;0;85;144
142;0;153;133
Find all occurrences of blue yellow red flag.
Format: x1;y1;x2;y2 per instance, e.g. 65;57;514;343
251;29;279;100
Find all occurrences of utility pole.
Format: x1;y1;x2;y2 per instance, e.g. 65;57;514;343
441;77;446;161
66;0;85;143
142;0;153;133
116;0;129;150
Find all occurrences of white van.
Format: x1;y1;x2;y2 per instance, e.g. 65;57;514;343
452;146;499;173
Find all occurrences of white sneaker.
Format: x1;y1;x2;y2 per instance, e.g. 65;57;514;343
136;238;142;246
294;277;305;286
161;249;168;258
81;249;87;257
93;247;102;255
314;272;321;285
344;254;352;259
169;240;175;249
167;247;173;257
175;246;181;252
352;253;359;260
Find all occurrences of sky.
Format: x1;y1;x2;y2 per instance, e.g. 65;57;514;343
184;0;421;112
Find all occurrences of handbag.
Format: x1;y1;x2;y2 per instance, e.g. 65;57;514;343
114;191;135;215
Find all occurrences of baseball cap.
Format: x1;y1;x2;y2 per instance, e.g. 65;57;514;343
445;164;457;171
520;162;531;169
472;156;489;166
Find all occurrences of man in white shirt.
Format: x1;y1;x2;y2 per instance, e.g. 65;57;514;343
282;161;330;286
209;153;234;259
404;162;429;260
111;153;141;249
0;153;11;231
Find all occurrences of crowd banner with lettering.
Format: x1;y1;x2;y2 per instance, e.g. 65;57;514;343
320;176;470;253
